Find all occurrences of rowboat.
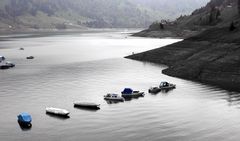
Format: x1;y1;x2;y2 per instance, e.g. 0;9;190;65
74;102;100;109
46;107;70;117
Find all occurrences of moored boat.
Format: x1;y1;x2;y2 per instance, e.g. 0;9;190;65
46;107;70;117
17;112;32;127
159;82;176;90
74;102;100;109
104;93;125;101
121;88;145;98
148;86;161;93
26;56;34;59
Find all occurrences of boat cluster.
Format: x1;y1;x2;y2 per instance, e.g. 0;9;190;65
0;49;35;70
17;82;176;129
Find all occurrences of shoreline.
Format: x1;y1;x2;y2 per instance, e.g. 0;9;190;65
126;27;240;92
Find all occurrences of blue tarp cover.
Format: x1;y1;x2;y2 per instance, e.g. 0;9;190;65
18;112;32;122
122;88;133;94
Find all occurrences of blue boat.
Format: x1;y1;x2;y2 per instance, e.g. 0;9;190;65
121;88;144;98
17;112;32;126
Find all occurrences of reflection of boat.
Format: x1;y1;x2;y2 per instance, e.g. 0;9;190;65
74;102;100;109
104;93;125;101
17;112;32;127
26;56;34;59
46;107;70;117
159;82;176;90
121;88;145;98
148;87;161;94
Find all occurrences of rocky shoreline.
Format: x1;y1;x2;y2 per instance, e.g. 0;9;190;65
126;27;240;91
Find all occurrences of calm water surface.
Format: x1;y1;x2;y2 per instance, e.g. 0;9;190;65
0;30;240;141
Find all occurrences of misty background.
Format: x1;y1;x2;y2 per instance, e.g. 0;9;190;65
0;0;209;30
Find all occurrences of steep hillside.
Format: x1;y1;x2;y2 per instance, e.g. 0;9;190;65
134;0;240;38
0;0;209;31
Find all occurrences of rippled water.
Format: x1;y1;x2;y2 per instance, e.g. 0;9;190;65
0;30;240;141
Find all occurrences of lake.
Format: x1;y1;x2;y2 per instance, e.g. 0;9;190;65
0;30;240;141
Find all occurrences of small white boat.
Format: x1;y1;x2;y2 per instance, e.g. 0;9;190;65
159;82;176;90
74;102;100;109
46;107;70;116
104;93;125;101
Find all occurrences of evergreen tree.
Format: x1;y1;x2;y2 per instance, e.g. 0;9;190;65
160;23;164;30
229;22;236;31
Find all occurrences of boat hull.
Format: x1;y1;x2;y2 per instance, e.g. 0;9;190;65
0;65;10;69
122;92;145;98
46;108;70;117
160;85;176;90
148;88;161;94
104;97;125;101
18;120;32;127
74;102;100;109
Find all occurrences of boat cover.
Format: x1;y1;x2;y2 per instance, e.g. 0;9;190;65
18;112;32;122
122;88;133;94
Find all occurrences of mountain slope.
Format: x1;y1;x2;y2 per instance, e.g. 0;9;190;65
127;0;240;91
134;0;240;38
0;0;209;31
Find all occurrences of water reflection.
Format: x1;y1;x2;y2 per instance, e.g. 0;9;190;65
74;106;100;112
45;113;70;120
161;89;174;94
227;92;240;107
124;96;144;101
104;99;124;104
